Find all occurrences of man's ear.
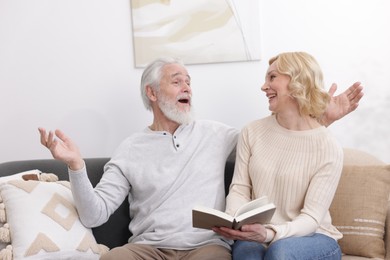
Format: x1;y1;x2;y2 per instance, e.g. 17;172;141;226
146;85;157;102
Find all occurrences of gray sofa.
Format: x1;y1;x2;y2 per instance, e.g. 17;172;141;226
0;148;388;259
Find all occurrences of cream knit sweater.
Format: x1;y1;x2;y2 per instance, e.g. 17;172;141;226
226;115;343;242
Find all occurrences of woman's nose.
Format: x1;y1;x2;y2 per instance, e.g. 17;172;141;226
261;83;269;91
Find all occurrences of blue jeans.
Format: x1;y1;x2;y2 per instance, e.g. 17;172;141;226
232;233;341;260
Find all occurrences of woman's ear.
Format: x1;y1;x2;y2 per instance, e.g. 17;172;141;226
146;85;157;102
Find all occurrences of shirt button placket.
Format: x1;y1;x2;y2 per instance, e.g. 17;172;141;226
173;135;180;150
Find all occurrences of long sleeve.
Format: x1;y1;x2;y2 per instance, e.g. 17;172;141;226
226;115;343;242
69;164;130;228
69;120;239;250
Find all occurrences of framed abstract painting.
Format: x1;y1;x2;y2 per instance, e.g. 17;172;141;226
130;0;262;67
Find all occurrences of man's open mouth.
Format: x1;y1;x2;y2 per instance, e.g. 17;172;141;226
178;98;190;104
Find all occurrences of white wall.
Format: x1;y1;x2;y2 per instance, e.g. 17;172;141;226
1;0;389;163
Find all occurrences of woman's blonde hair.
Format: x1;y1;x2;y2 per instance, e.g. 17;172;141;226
269;52;330;118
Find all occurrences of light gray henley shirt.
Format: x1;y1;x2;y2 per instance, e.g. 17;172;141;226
69;120;238;250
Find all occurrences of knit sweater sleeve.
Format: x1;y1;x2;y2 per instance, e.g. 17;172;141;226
225;127;253;216
226;116;344;242
266;149;343;242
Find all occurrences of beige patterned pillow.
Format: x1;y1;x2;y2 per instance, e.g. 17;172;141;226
0;169;42;252
0;176;109;259
329;164;390;258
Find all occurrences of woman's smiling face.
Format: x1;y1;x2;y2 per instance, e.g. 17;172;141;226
261;61;296;113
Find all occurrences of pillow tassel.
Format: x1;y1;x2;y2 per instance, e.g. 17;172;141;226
0;203;6;223
0;223;11;243
0;245;13;260
39;173;59;182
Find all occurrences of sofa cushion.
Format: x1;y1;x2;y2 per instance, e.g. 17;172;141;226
0;173;108;259
0;169;43;252
330;164;390;259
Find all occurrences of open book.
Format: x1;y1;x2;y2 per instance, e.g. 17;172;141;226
192;196;276;230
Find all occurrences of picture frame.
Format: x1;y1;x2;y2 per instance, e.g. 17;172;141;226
130;0;262;67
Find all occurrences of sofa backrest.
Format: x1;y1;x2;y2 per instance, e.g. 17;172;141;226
343;148;385;166
1;148;386;253
0;157;235;249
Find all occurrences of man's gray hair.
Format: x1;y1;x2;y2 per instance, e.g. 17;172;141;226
140;57;184;111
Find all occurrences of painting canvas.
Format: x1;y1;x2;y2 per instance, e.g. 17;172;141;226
130;0;261;67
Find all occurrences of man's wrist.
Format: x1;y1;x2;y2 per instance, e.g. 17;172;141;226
68;159;85;171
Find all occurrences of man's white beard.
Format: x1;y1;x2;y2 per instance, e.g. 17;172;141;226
157;94;194;125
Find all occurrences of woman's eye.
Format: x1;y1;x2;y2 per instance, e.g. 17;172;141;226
270;75;276;80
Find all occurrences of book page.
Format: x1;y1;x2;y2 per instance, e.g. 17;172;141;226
234;204;276;229
234;196;269;217
192;206;235;229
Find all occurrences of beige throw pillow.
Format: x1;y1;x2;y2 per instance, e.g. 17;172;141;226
0;175;109;259
329;164;390;259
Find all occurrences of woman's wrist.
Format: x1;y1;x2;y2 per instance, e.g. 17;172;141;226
264;228;275;243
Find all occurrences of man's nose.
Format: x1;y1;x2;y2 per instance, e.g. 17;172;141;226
182;82;191;93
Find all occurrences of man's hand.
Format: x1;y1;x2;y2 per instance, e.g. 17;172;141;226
321;82;364;126
38;128;84;171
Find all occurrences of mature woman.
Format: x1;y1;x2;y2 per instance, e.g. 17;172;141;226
214;52;343;260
